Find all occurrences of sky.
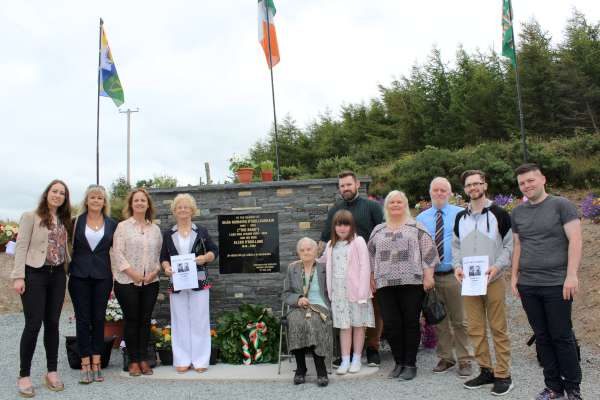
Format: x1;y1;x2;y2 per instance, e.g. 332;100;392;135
1;0;599;220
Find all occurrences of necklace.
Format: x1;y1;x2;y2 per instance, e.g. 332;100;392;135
87;215;104;231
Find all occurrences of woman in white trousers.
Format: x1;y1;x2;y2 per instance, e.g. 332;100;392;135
159;194;218;373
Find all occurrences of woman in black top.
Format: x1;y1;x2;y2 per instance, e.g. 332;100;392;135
68;185;117;383
160;194;218;373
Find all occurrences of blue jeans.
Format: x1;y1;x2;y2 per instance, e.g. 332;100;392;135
518;284;581;392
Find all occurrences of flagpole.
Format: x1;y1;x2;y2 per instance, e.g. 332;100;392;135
96;18;103;185
264;1;281;181
509;3;528;162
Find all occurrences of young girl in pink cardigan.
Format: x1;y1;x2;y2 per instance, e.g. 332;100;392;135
325;210;375;375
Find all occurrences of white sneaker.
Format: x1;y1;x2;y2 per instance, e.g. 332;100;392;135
336;361;350;375
349;360;361;374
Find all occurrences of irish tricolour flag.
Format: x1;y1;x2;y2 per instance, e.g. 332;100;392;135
258;0;280;68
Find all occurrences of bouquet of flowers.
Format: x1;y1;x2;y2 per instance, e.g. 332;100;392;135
0;223;18;245
151;324;172;351
105;292;123;322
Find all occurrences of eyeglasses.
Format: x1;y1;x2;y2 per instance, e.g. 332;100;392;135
464;182;485;189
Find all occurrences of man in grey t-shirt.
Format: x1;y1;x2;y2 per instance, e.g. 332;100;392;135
511;163;583;400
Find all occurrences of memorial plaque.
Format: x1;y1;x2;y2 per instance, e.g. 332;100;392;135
218;213;280;273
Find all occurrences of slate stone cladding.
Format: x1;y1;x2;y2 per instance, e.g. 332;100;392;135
149;178;370;324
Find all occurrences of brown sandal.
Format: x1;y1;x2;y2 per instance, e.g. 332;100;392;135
92;362;104;382
17;377;35;398
80;358;92;384
43;373;64;392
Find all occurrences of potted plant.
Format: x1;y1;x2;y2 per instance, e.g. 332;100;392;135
259;160;274;182
104;292;124;348
152;324;173;365
229;155;255;184
210;328;219;365
0;222;18;253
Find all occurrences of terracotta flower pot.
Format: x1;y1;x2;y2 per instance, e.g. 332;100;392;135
261;170;273;182
104;320;124;348
236;167;255;184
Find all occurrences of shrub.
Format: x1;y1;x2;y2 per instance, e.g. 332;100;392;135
314;156;361;178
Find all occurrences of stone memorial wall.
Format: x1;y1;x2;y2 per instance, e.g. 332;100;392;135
149;178;370;324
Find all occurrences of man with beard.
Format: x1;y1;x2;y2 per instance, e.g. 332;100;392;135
320;170;384;367
511;164;583;400
452;170;514;396
416;177;472;378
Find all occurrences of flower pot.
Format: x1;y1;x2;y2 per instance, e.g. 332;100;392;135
157;349;173;366
260;170;273;182
209;346;219;365
236;167;255;184
104;320;124;348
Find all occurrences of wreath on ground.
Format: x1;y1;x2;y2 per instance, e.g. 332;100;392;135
214;304;280;364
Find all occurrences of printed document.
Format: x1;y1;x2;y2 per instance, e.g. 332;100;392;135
461;255;489;296
170;253;199;291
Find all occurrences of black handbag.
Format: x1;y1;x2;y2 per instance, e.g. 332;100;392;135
65;336;114;369
422;288;447;325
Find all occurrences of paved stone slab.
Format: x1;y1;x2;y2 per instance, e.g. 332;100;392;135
119;359;379;381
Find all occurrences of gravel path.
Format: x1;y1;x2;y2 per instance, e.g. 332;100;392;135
1;290;599;400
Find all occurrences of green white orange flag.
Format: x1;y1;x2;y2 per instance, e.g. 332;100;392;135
502;0;517;67
258;0;280;68
99;20;125;107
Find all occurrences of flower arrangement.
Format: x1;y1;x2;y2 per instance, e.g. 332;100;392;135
151;324;172;351
105;292;123;322
581;193;600;224
0;223;18;245
213;304;279;364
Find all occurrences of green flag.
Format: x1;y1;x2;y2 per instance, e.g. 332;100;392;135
502;0;516;66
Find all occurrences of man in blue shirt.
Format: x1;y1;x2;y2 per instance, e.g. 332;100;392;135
416;177;472;378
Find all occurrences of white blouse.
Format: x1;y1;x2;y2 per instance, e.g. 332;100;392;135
85;225;104;251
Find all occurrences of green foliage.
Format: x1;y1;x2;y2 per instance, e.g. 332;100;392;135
110;176;131;199
279;165;304;180
314;156;360;178
258;160;274;171
135;175;178;189
373;134;599;203
235;10;600;184
214;304;280;364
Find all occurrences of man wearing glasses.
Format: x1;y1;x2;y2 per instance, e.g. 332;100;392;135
452;170;514;396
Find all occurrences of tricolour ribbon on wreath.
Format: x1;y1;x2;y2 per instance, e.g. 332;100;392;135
240;321;268;365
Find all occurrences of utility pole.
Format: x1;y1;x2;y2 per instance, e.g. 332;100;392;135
204;162;212;185
119;108;139;185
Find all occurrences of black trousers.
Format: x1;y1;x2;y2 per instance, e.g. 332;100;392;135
114;281;159;363
293;347;327;377
377;284;424;367
68;276;113;357
518;284;582;393
19;265;66;377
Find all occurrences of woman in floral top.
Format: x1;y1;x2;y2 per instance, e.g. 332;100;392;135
110;188;162;377
11;179;73;397
368;190;438;381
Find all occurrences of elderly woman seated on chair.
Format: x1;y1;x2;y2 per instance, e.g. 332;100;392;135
282;237;333;387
